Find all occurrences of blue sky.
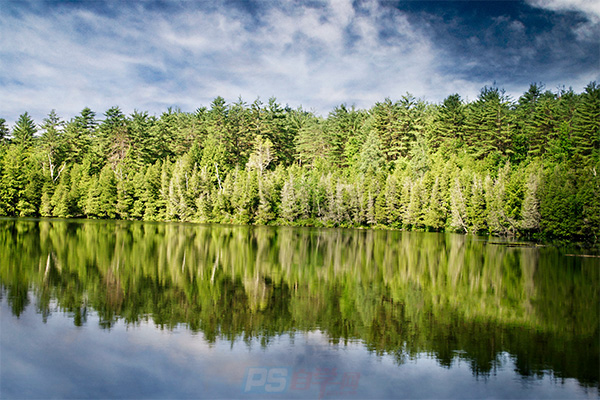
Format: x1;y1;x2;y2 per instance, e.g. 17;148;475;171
1;0;598;126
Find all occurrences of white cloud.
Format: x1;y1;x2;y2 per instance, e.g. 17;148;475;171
1;0;594;128
526;0;600;22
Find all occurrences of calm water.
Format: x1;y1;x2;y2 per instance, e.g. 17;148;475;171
0;218;598;399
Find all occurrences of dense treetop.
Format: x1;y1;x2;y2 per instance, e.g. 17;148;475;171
0;82;598;240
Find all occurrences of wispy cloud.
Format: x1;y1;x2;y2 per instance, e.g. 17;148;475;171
526;0;600;22
0;0;598;127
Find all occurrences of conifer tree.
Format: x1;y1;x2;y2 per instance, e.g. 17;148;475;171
0;119;8;144
11;112;37;148
520;167;542;232
0;145;29;215
383;173;402;228
51;168;72;218
449;176;468;233
572;82;600;165
98;165;117;219
85;175;101;218
424;176;446;231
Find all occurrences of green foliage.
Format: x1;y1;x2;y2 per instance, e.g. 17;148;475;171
0;84;598;239
540;166;580;237
98;165;117;219
0;145;29;215
0;118;9;143
11;112;37;148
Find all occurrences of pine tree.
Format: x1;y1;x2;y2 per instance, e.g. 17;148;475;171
424;176;446;231
539;165;579;237
404;178;426;230
255;172;276;225
572;82;600;165
0;145;28;215
17;161;44;217
51;168;72;217
116;174;135;219
295;117;328;167
357;130;385;174
85;175;101;218
142;161;161;221
465;86;513;159
467;174;487;233
280;174;299;224
98;165;117;219
11;112;37;148
431;94;466;153
39;182;55;217
449;175;468;233
520;168;542;232
576;164;600;239
130;169;147;219
40;110;67;182
100;106;130;169
0;118;9;144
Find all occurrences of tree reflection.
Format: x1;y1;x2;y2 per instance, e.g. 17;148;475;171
0;219;598;387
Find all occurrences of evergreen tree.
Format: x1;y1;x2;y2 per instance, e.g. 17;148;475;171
0;118;8;144
116;174;135;220
0;83;597;240
465;86;513;160
467;174;487;233
520;167;542;233
51;168;72;217
576;164;600;239
97;165;117;219
449;176;469;233
142;161;162;221
383;173;402;228
424;176;446;231
295;117;328;167
431;94;466;154
100;106;130;168
325;104;367;167
572;82;600;165
539;166;579;237
11;112;37;147
0;145;28;215
17;160;44;217
130;169;147;219
85;175;101;218
40;110;66;183
39;182;54;217
357;130;385;174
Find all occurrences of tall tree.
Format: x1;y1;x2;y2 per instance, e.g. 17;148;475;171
64;107;97;165
465;86;513;160
572;82;600;165
40;110;66;183
0;145;28;215
100;106;130;169
431;94;466;153
11;112;37;147
0;118;9;144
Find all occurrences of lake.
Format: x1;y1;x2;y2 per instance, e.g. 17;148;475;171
0;218;598;399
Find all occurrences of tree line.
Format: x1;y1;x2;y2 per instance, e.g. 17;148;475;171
0;82;598;240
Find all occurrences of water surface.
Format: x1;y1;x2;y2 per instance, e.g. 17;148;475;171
1;219;598;398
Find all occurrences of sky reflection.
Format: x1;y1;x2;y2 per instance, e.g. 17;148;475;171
1;298;594;399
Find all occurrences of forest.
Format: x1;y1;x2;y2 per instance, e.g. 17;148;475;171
0;82;598;240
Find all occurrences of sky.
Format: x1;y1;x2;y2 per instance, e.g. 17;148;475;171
1;0;599;127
